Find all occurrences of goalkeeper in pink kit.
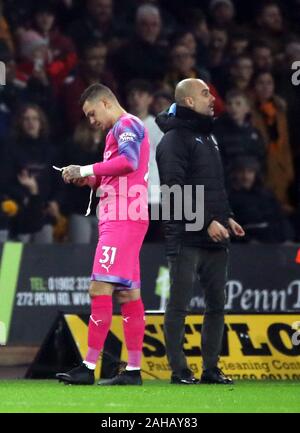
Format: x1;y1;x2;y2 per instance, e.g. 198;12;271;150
56;84;150;385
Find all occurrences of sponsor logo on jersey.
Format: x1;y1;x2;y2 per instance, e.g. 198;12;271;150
119;132;137;143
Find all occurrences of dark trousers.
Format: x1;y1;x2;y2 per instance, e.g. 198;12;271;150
164;246;229;373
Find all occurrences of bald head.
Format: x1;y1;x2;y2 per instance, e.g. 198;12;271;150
175;79;205;104
174;78;215;116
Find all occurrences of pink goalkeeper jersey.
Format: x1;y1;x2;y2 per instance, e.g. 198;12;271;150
90;113;150;225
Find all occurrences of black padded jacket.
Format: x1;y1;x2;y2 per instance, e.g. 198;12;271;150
156;105;233;256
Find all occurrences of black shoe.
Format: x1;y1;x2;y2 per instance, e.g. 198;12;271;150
56;363;95;385
171;368;199;385
201;367;233;385
98;369;142;386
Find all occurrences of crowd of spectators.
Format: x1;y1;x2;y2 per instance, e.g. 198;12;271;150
0;0;299;244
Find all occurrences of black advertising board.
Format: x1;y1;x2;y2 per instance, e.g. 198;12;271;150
4;243;300;345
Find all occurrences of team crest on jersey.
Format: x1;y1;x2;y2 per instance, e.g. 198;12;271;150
119;132;137;143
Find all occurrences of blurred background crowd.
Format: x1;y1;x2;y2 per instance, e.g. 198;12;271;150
0;0;299;245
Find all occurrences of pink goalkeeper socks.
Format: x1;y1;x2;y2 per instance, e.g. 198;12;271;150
85;296;145;368
121;298;145;369
84;295;112;365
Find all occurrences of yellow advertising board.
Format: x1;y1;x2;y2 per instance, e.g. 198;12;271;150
65;314;300;380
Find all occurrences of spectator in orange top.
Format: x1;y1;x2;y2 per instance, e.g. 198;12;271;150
250;70;295;214
0;0;14;52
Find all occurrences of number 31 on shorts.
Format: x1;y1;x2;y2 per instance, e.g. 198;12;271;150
99;246;117;265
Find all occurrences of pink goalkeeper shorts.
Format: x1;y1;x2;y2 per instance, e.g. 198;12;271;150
91;221;148;290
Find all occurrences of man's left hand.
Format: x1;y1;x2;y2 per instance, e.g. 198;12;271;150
62;165;81;183
228;218;245;237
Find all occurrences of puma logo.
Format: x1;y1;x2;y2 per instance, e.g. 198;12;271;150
90;315;102;326
101;263;112;272
211;134;219;149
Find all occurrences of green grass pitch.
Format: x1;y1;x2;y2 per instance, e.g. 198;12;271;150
0;380;299;413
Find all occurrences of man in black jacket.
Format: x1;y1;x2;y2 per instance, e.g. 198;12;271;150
156;78;245;385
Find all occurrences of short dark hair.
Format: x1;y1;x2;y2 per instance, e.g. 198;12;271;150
79;83;116;106
225;89;250;104
125;79;153;96
229;30;250;42
0;40;13;62
257;0;281;15
250;40;273;53
34;3;56;16
183;8;206;29
232;53;253;66
153;90;173;102
79;39;107;59
251;69;274;87
169;29;195;47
